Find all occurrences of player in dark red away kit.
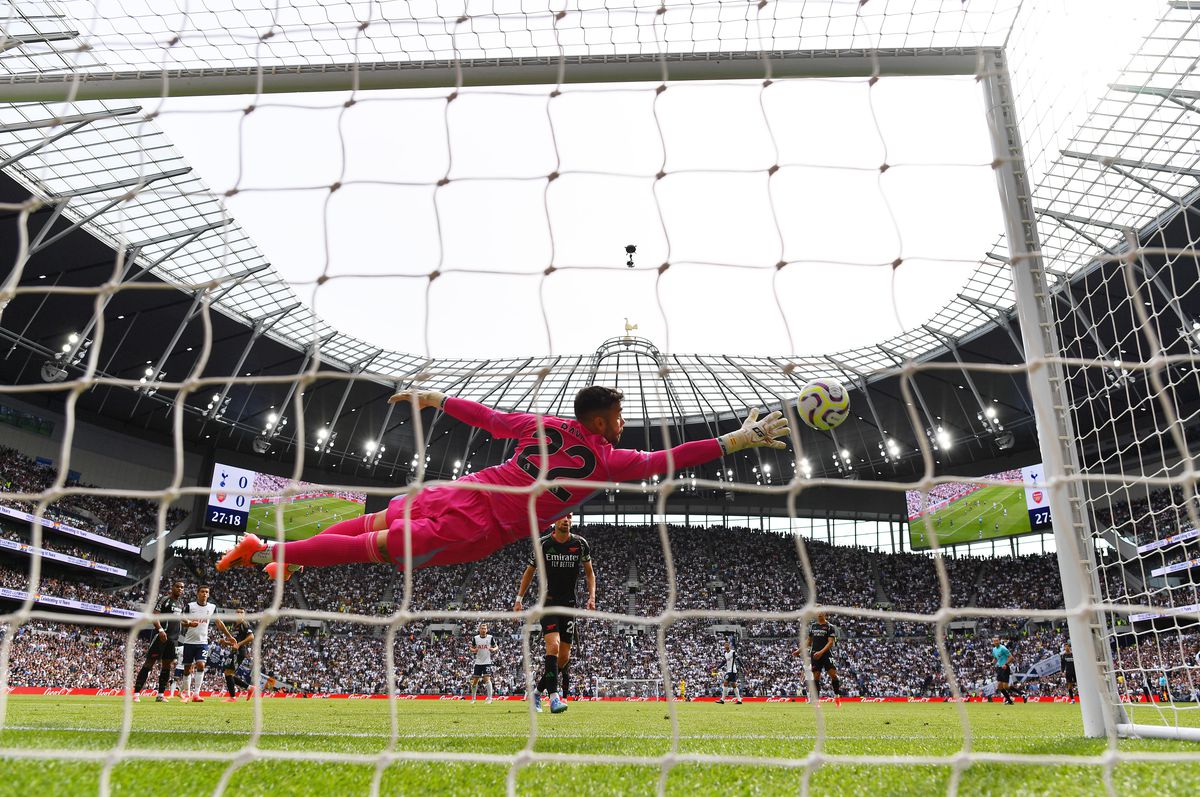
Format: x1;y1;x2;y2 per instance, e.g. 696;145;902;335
218;386;788;578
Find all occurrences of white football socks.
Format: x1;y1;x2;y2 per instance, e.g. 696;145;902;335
486;681;493;699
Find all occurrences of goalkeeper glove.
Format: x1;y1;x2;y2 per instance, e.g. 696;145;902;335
718;408;789;454
388;389;447;410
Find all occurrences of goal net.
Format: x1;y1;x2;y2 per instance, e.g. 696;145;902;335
594;678;665;700
0;0;1197;794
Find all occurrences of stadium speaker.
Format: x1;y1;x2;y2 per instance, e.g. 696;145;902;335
251;435;271;454
995;431;1016;450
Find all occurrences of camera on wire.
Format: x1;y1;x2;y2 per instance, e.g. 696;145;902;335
625;244;637;268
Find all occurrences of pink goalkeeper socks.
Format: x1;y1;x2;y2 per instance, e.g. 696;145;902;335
270;531;380;567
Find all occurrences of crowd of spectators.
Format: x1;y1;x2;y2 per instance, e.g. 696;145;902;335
0;525;128;571
1093;485;1199;546
2;621;129;689
1113;631;1200;701
11;434;1200;698
974;552;1064;612
6;498;1200;699
8;608;1195;701
7;519;1185;698
0;566;127;606
0;445;187;548
1096;550;1200;621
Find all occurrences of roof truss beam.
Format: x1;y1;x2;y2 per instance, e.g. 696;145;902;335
1109;83;1200;101
1094;161;1200;222
1036;207;1132;233
207;263;270;304
1060;149;1200;178
923;326;998;434
0;107;141;171
0;30;79;53
1109;83;1200;115
133;218;231;249
1038;209;1120;254
52;166;191;199
0;105;140;133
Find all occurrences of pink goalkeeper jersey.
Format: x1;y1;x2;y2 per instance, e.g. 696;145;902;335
441;397;722;541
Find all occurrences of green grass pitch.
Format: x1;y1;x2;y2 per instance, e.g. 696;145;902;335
908;484;1029;549
2;697;1199;795
246;497;365;541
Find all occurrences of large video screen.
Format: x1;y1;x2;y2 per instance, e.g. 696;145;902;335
907;464;1051;550
205;463;366;537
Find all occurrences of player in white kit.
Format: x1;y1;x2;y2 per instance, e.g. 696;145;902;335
469;623;496;704
179;585;235;703
716;639;742;705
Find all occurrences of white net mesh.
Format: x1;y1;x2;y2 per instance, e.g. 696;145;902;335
0;0;1199;794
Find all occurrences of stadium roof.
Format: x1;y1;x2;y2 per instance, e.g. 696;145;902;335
0;1;1196;427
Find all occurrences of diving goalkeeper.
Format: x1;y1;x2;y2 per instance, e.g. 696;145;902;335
218;386;788;576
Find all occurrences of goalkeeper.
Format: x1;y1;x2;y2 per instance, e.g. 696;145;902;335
219;386;789;577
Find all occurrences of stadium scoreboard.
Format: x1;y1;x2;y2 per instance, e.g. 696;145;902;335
206;462;255;531
1020;464;1052;533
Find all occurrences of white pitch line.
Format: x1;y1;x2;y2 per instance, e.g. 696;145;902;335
1;725;974;742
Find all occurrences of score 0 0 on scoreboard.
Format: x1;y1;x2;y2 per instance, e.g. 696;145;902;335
206;463;256;531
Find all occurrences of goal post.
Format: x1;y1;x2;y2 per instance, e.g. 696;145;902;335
984;48;1200;742
6;7;1200;794
980;51;1128;739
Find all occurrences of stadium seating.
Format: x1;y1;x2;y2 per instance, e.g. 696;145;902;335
0;445;187;549
5;518;1198;699
6;481;1200;698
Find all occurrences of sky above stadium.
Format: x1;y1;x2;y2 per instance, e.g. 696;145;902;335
153;76;1000;359
136;0;1158;361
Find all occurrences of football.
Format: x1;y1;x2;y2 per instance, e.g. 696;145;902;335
797;379;850;431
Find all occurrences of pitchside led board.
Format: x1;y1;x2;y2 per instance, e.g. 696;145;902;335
206;463;255;532
907;464;1052;550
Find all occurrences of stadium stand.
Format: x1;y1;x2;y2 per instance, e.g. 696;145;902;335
1093;485;1197;547
0;445;187;549
5;515;1198;699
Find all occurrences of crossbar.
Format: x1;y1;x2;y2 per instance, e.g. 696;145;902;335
0;48;993;102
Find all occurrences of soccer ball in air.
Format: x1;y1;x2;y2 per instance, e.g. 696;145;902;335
797;379;850;431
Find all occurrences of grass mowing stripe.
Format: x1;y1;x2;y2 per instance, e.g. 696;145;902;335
4;698;1200;795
